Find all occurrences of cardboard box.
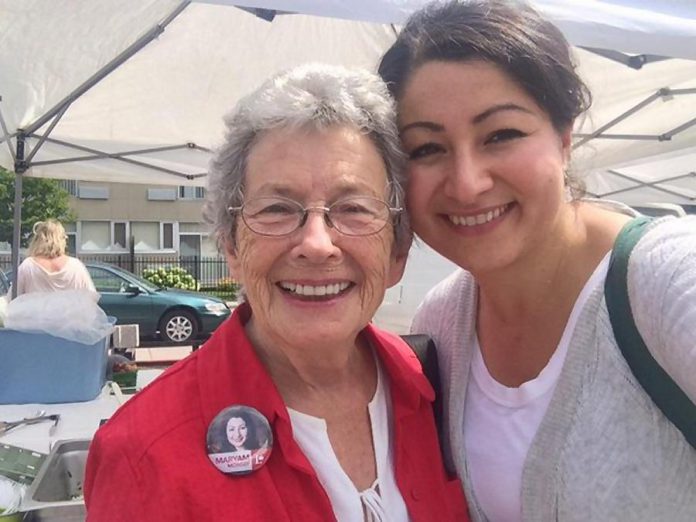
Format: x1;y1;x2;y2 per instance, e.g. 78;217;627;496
0;329;110;404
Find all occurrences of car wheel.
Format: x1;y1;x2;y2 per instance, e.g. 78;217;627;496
159;310;198;344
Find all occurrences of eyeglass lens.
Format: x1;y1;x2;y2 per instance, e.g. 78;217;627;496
240;196;392;236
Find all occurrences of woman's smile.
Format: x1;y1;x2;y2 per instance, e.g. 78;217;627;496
277;280;354;299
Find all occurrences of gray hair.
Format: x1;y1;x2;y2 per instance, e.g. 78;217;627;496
203;63;411;255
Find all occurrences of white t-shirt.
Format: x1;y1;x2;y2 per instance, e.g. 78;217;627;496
16;256;96;296
464;253;611;522
288;357;410;522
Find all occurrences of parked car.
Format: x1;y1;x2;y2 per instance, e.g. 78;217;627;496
2;263;231;344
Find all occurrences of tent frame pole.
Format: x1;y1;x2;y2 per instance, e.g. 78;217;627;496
10;133;26;299
601;170;696;200
27;135;207;181
21;0;191;161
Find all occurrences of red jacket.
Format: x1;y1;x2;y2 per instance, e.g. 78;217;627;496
84;304;468;521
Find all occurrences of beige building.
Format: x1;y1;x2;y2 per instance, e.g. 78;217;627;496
60;181;219;258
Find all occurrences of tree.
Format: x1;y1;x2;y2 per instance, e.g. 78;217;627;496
0;166;76;247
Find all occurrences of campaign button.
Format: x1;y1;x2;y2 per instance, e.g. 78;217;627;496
206;405;273;475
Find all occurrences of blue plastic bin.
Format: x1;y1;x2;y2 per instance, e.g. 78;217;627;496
0;327;111;404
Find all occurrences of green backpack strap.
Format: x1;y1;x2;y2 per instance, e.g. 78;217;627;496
605;216;696;449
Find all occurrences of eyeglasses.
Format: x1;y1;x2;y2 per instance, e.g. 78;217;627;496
228;196;402;237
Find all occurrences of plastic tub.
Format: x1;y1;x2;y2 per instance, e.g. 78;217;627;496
0;327;111;404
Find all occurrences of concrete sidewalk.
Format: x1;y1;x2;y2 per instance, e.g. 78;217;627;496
133;345;193;366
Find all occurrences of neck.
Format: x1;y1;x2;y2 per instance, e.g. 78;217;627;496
476;202;626;320
246;318;376;401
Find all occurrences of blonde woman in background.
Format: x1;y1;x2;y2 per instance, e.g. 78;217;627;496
16;219;95;296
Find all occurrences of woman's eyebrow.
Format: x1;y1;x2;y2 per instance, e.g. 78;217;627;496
400;103;533;135
472;103;534;124
400;121;444;134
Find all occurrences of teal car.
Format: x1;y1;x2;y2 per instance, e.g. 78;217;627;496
85;263;231;344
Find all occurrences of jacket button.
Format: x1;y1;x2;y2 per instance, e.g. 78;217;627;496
411;487;422;501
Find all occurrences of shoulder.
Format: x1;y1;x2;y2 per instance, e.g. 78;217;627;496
18;257;35;270
368;325;422;373
411;269;472;333
628;216;696;296
632;215;696;257
94;354;203;462
65;256;88;269
366;325;434;400
626;216;696;400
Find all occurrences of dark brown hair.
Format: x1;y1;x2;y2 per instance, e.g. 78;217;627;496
378;0;591;133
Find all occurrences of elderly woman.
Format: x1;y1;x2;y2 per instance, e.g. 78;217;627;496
15;219;95;296
84;64;468;521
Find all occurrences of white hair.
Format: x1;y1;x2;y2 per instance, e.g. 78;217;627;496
203;63;410;254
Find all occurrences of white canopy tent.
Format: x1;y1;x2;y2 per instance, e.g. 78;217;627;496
1;0;696;184
1;0;696;288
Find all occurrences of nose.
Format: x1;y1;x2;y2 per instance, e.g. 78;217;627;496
443;151;494;203
291;210;342;262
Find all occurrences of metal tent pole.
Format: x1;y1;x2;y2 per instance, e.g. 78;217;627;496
21;0;191;159
10;133;26;299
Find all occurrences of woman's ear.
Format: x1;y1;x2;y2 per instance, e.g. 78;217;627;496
560;124;573;165
224;240;242;282
387;251;408;288
387;234;412;288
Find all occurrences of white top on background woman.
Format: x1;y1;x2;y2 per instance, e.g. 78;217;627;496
16;219;95;296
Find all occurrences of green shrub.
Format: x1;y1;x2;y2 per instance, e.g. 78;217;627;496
203;276;239;301
142;266;199;291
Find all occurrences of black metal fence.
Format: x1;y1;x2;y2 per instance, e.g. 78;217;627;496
0;253;238;301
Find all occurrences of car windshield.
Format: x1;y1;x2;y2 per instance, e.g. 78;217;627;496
120;269;161;292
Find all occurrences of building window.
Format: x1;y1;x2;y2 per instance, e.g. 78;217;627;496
80;221;130;252
78;185;109;199
63;223;77;254
131;222;159;252
179;186;206;200
147;188;177;201
162;223;175;249
59;179;78;196
179;234;201;257
113;222;128;249
80;221;110;251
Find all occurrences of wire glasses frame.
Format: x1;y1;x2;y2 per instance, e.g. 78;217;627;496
228;195;403;237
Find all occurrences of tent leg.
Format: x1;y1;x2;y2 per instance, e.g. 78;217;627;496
10;134;26;299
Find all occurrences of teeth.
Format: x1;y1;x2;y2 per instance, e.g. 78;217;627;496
449;204;507;227
279;282;350;296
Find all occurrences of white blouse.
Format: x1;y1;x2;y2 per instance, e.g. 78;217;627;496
288;357;410;522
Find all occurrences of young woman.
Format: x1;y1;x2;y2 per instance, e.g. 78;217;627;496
379;1;696;521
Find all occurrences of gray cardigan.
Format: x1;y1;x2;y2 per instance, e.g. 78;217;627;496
412;217;696;521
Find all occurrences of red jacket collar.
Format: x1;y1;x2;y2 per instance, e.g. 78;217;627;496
195;303;435;472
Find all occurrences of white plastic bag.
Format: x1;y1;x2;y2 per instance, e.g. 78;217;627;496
0;476;25;515
5;290;114;345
